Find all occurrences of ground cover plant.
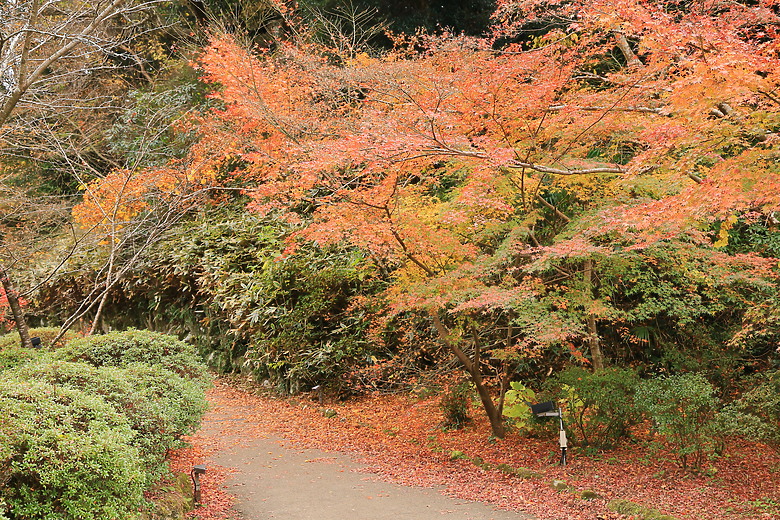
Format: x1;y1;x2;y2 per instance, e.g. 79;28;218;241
0;330;209;520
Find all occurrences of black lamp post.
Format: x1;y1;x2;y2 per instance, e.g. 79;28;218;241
191;465;206;503
530;401;568;466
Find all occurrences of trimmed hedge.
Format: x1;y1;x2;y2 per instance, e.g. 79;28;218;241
52;329;208;380
0;329;211;519
0;327;79;351
0;328;79;373
10;361;208;478
0;343;40;372
0;379;146;520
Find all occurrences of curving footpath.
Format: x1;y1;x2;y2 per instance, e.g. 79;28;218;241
197;392;535;520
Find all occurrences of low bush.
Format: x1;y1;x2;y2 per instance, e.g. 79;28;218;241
10;361;208;478
0;343;41;372
0;328;79;373
440;380;472;429
53;329;208;381
1;329;211;519
0;327;79;350
546;367;642;448
0;378;146;520
718;370;780;451
635;372;721;470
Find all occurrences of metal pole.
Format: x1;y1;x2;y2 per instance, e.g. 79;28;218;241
191;465;206;503
191;471;201;503
558;414;568;466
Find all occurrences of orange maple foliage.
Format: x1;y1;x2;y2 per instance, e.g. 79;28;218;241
72;166;195;234
192;0;780;280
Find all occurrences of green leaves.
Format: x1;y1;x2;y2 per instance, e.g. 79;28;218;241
546;367;641;448
502;381;537;433
0;380;146;520
0;330;210;519
635;373;721;470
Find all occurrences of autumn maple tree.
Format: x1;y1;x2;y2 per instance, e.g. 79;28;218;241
123;0;780;437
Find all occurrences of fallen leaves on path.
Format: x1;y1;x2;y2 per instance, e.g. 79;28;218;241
166;425;241;519
175;379;780;520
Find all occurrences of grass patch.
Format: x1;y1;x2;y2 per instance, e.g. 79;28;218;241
608;499;678;520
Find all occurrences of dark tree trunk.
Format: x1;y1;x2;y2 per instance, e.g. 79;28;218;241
583;259;605;370
431;310;506;438
0;266;32;349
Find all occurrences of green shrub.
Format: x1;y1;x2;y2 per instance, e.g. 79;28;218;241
0;327;79;350
139;210;384;392
546;367;641;448
635;372;721;470
0;378;146;520
0;343;41;372
718;370;780;451
0;328;79;373
9;361;208;477
502;380;548;435
440;380;472;429
54;329;208;381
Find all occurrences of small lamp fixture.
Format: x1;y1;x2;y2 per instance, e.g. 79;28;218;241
312;384;323;404
30;337;41;349
191;465;206;503
530;401;568;466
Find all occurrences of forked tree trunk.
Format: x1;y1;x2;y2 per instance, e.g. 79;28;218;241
0;266;32;349
430;310;506;438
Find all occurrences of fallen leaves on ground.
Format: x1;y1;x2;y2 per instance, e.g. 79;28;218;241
166;426;241;519
173;379;780;520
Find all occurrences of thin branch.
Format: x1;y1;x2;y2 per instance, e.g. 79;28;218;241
547;104;663;115
536;194;571;222
758;89;780;107
509;161;624;176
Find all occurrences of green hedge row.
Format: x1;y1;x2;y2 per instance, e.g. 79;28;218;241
0;329;210;520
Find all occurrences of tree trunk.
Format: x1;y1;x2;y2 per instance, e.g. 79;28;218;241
430;310;506;438
614;32;643;68
89;237;116;336
0;266;33;348
496;323;516;418
583;259;605;370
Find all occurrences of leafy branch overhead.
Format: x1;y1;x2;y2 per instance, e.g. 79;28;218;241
79;0;772;437
2;0;777;442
